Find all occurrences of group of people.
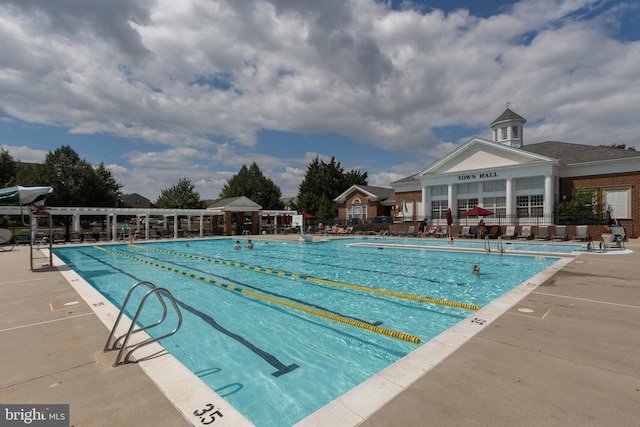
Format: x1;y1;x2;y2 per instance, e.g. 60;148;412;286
234;239;253;249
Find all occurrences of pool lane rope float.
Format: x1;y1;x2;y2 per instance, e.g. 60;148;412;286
127;244;480;311
95;246;422;344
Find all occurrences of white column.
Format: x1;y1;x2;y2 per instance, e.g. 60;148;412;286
73;213;81;233
506;178;514;221
422;186;430;220
544;175;554;221
448;184;457;215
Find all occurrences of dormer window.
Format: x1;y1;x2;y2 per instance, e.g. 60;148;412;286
512;126;519;138
501;127;508;140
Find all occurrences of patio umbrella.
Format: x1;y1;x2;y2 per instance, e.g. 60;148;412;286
462;206;495;217
0;185;53;206
446;208;452;226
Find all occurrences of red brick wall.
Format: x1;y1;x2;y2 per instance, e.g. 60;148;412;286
560;171;639;237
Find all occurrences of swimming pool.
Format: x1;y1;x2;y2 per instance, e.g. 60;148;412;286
54;238;564;426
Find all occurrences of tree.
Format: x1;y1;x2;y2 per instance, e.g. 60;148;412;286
0;148;17;187
219;162;284;209
296;156;367;220
95;162;125;207
155;177;206;209
12;146;124;234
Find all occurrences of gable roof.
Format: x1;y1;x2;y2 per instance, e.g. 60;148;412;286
522;141;640;164
416;137;555;177
334;185;394;203
207;196;262;211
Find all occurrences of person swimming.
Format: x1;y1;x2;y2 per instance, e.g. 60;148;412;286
234;240;240;250
246;239;253;249
472;264;480;274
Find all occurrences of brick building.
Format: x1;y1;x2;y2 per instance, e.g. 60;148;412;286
337;108;639;238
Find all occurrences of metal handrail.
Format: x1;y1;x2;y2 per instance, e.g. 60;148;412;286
484;236;491;252
103;281;182;366
496;236;505;253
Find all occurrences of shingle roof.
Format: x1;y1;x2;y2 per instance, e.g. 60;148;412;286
521;141;640;164
490;108;527;127
357;185;394;200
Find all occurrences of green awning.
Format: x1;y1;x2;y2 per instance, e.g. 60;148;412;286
0;186;54;206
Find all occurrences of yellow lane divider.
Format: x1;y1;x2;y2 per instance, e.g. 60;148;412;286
94;246;421;344
127;244;481;311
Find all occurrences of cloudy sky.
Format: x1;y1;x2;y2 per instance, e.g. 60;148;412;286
1;0;638;201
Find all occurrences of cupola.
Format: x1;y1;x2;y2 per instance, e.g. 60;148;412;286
490;107;526;148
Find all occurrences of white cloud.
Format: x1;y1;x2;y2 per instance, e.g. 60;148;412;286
1;0;639;198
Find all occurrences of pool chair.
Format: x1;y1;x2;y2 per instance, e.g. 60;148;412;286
69;232;82;243
503;225;517;239
84;232;96;242
518;226;532;240
458;226;472;238
52;232;66;244
0;228;16;252
98;231;110;242
534;226;550;240
16;234;30;245
551;225;567;241
485;226;502;239
434;226;447;238
424;225;437;237
572;225;590;242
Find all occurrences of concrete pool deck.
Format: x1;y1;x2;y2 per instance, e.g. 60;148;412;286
1;236;639;426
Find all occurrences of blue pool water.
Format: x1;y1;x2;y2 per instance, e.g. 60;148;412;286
54;238;560;426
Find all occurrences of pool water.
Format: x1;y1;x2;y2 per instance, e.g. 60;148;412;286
54;238;559;427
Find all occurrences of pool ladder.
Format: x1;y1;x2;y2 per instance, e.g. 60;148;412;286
484;236;505;253
103;281;182;366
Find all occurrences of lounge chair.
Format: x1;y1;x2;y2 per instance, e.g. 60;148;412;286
84;232;96;242
0;228;16;252
518;226;532;240
424;225;437;237
69;232;82;243
534;226;550;240
485;226;502;239
551;225;567;241
52;232;66;244
572;225;589;242
503;225;516;239
402;225;416;237
458;226;471;238
16;234;30;245
98;231;110;241
434;226;447;238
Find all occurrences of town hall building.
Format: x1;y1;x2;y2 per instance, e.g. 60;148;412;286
336;108;640;238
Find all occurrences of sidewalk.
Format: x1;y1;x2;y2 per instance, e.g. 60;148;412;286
360;239;640;427
1;238;639;426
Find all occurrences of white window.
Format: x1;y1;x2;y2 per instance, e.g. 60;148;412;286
516;195;543;217
430;185;447;197
511;126;518;138
431;200;448;220
501;127;508;140
603;187;631;219
457;182;478;194
483;180;506;192
483;197;506;216
457;198;478;218
516;176;544;190
347;199;368;221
